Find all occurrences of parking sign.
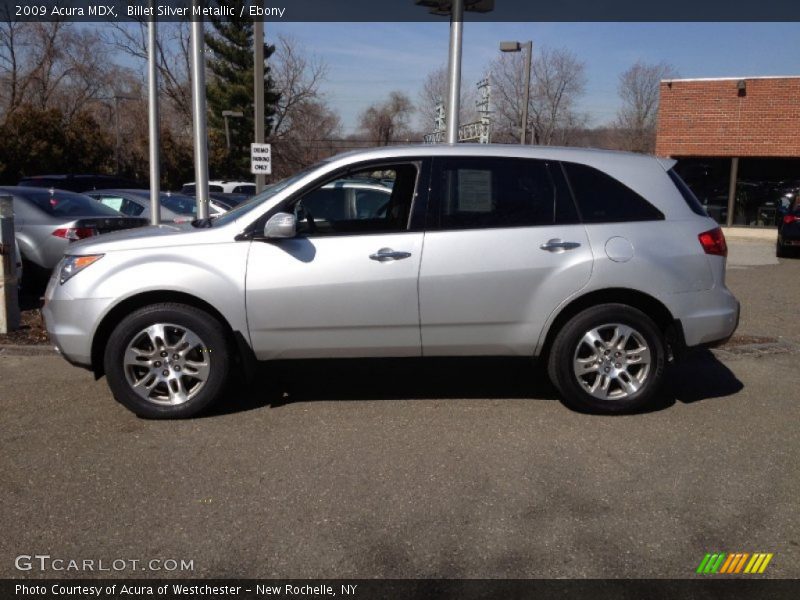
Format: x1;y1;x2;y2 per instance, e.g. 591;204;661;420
251;143;272;175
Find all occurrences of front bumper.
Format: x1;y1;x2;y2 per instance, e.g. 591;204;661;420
42;275;110;369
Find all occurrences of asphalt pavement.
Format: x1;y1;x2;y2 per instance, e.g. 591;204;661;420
1;238;799;579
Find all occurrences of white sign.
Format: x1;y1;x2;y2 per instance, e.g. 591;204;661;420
250;143;272;175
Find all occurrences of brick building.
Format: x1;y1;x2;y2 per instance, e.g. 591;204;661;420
655;76;800;227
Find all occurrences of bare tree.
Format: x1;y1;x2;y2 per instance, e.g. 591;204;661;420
106;21;193;127
270;34;328;138
359;91;413;145
418;65;477;133
267;34;343;176
1;19;133;123
0;9;26;117
616;60;678;153
272;99;341;177
489;46;587;145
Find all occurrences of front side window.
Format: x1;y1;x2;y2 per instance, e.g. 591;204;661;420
292;164;416;236
432;157;578;230
563;162;664;223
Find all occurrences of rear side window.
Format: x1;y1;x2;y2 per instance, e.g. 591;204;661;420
433;157;579;230
667;169;708;217
18;189;122;217
161;194;198;215
563;162;664;223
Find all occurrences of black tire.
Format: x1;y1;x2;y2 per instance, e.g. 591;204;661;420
547;303;666;414
776;240;787;258
104;303;231;419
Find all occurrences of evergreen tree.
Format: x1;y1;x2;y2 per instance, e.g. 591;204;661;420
205;2;280;178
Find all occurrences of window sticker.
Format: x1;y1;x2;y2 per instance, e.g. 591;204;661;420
457;169;493;212
100;197;124;212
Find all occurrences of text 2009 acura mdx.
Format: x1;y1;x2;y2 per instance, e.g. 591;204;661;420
43;145;739;418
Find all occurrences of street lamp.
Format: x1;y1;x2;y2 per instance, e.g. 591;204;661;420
221;110;244;151
97;95;138;173
500;40;533;144
416;0;494;144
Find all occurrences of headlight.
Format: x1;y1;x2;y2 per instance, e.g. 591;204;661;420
59;254;104;285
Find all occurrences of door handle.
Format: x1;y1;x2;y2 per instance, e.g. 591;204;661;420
539;239;581;252
369;248;412;262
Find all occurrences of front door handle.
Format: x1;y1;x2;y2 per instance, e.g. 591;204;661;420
369;248;412;262
539;239;581;252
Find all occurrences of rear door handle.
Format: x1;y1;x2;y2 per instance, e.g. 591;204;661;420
369;248;412;262
539;239;581;252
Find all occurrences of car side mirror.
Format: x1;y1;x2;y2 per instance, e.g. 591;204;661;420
263;212;296;239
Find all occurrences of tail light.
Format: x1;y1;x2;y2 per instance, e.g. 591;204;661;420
52;227;98;241
698;227;728;257
783;214;799;225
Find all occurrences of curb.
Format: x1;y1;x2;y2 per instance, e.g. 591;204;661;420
722;227;777;242
0;344;57;356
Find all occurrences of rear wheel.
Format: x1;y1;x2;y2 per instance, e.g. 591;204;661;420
547;304;665;414
776;239;790;258
104;303;230;418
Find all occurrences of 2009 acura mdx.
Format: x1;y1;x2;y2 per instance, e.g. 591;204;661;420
42;145;739;418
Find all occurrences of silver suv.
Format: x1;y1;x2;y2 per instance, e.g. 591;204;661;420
43;146;739;418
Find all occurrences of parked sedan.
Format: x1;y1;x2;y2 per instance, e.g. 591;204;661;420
86;189;227;223
0;187;147;280
777;197;800;257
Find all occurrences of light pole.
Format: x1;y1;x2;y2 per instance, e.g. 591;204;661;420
222;110;244;151
254;19;265;193
190;0;210;220
147;8;161;226
222;110;243;179
416;1;494;144
96;95;137;173
500;40;533;144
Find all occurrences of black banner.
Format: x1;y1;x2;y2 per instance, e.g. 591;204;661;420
4;579;800;600
2;0;800;23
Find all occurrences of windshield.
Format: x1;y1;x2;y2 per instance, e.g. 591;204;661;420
211;162;329;228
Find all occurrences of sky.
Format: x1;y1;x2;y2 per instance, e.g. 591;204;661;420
260;21;800;135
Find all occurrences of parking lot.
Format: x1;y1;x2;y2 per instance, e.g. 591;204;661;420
1;237;799;579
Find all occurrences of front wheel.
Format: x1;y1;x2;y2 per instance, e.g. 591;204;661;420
547;304;665;414
104;303;230;418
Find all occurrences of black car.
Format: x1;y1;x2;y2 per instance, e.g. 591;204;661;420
18;174;145;193
777;198;800;257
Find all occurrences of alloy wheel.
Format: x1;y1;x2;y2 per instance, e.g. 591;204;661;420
572;323;652;400
123;323;211;406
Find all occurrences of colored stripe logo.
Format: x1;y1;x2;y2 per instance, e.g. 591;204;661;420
696;552;773;574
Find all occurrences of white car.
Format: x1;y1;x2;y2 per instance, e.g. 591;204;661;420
181;181;256;195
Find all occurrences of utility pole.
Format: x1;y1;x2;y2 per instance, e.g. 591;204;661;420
253;19;265;193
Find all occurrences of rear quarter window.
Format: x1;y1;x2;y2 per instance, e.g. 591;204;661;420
562;162;664;223
667;169;708;217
